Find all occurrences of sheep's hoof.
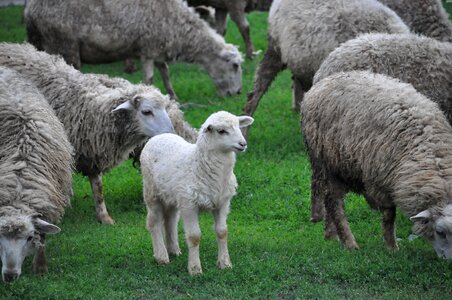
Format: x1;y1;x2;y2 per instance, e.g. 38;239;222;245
188;264;202;275
345;240;360;250
217;259;232;270
324;231;338;241
97;214;116;225
310;214;324;223
385;243;399;252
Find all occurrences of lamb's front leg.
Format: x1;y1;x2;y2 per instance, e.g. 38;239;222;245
213;202;232;269
181;208;202;275
89;173;115;224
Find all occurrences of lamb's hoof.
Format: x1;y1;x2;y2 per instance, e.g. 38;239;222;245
154;255;170;265
168;248;182;257
217;259;232;270
97;214;116;225
188;264;202;275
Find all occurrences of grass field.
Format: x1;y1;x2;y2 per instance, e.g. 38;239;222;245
1;3;452;299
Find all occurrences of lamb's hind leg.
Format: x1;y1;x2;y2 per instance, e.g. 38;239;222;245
164;206;181;256
213;202;232;269
89;173;115;224
146;201;169;265
324;178;359;250
242;42;285;138
33;234;47;274
382;206;398;250
155;61;177;100
181;208;202;275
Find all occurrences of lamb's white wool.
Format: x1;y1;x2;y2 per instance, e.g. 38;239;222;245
141;111;253;275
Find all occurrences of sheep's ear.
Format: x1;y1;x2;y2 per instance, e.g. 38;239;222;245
220;49;239;62
111;100;133;113
33;218;61;235
410;210;432;223
238;116;254;128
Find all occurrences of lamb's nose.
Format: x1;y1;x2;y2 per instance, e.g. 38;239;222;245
239;141;247;147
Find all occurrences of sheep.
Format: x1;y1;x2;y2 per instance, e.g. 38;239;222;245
24;0;243;100
186;0;274;59
301;70;452;258
311;33;452;222
241;0;410;138
0;67;73;282
141;111;254;275
0;42;198;225
378;0;452;42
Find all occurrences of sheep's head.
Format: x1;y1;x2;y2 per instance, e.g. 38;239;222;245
199;111;253;153
411;204;452;259
0;212;60;283
202;45;243;97
112;91;174;137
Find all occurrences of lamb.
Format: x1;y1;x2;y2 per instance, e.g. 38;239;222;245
186;0;274;59
241;0;410;138
301;71;452;258
141;111;253;275
25;0;243;100
0;42;198;225
311;33;452;222
378;0;452;42
0;67;73;282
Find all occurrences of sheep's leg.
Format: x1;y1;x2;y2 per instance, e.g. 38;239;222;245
89;174;115;225
227;5;254;59
181;209;202;275
155;61;178;100
123;58;137;74
215;9;228;36
242;43;285;138
146;202;169;265
310;161;326;223
382;206;398;250
141;57;154;85
33;234;47;274
292;76;311;113
44;37;81;69
324;179;359;250
213;202;232;269
164;207;181;256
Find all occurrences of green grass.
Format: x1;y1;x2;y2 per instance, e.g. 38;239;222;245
1;4;452;299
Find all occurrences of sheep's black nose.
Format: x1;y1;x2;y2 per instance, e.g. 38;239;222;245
3;272;19;283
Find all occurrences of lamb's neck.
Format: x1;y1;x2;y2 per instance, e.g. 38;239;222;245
194;146;236;181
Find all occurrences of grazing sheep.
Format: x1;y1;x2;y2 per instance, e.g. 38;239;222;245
141;111;253;275
241;0;409;138
0;67;73;282
25;0;243;99
378;0;452;42
187;0;274;59
311;33;452;222
0;43;198;225
301;71;452;258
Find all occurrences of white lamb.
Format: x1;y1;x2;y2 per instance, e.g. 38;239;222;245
140;111;253;275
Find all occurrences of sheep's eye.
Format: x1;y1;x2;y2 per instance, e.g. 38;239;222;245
436;229;447;239
142;109;154;116
27;236;33;242
232;63;239;72
217;129;228;135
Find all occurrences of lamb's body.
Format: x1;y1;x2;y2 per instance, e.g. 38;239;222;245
0;43;196;224
141;111;253;274
0;67;73;281
241;0;409;137
378;0;452;42
301;71;452;258
25;0;243;98
187;0;273;59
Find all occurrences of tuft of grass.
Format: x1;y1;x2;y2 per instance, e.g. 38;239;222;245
1;4;452;299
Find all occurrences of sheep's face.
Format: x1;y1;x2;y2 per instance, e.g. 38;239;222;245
411;205;452;259
201;111;254;153
203;46;243;97
112;93;175;137
0;214;60;283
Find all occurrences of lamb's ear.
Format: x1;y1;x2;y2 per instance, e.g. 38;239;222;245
238;116;254;128
33;218;61;235
410;210;432;223
111;100;133;113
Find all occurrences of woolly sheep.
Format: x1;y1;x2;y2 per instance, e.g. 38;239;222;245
0;43;198;225
25;0;243;99
301;71;452;258
187;0;273;59
0;67;73;282
378;0;452;42
241;0;409;138
141;111;254;275
311;33;452;222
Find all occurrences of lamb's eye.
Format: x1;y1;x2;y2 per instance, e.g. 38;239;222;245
27;236;33;242
142;109;154;116
217;129;228;135
436;229;447;239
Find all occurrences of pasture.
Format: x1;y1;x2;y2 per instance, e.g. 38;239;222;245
1;3;452;299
